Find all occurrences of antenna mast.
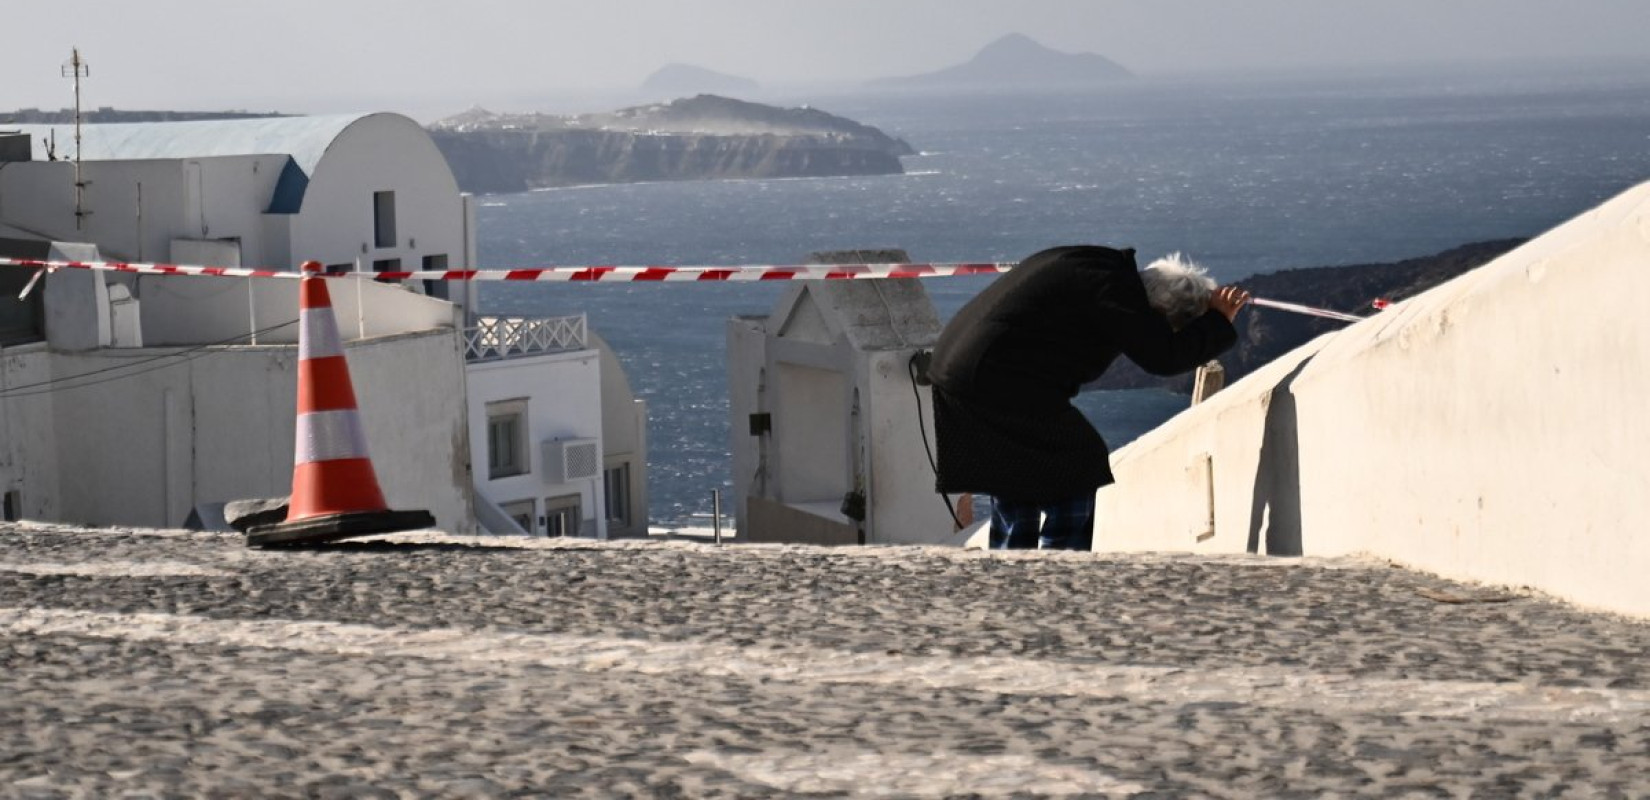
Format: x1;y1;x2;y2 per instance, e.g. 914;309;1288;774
61;47;90;230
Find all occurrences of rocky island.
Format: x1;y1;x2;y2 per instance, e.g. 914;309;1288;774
428;95;916;194
871;33;1133;91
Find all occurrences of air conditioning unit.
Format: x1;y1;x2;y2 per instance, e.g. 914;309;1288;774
542;437;600;484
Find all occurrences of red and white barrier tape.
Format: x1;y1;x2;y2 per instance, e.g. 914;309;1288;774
1249;297;1369;323
0;257;1013;282
2;256;1380;322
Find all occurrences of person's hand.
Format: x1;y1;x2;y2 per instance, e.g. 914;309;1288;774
1210;285;1251;322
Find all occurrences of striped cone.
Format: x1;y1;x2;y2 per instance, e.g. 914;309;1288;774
246;261;434;547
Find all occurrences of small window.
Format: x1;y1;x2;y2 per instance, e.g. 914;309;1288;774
372;258;402;273
544;493;581;538
0;254;45;345
373;190;397;248
604;463;631;527
421;255;450;298
486;399;528;479
325;263;352;275
499;499;535;534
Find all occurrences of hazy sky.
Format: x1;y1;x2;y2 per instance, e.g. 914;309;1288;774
6;0;1648;119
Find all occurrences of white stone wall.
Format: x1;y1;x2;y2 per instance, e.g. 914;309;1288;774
1095;178;1650;618
726;316;767;534
20;327;472;532
862;349;956;545
589;330;648;537
136;273;457;347
0;343;60;520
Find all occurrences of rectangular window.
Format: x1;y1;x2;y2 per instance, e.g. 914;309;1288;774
372;258;401;273
544;494;581;538
421;254;450;299
0;242;45;344
500;499;535;535
486;399;528;479
604;463;631;527
373;190;397;249
325;263;352;275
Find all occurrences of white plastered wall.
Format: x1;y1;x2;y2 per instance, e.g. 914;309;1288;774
136;273;458;347
466;350;606;539
589;330;648;537
861;349;956;545
1095;178;1650;618
35;327;472;532
0;343;60;520
288;114;465;274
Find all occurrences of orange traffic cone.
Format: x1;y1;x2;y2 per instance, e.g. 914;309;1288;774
247;261;434;547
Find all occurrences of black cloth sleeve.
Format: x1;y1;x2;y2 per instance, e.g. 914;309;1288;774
1102;304;1238;376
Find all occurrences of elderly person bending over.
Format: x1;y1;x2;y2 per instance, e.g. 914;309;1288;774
928;245;1249;550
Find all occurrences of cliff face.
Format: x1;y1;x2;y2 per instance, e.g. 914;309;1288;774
429;95;914;193
432;128;907;193
1092;239;1527;393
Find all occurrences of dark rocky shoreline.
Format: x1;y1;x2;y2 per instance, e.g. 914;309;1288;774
1093;238;1527;393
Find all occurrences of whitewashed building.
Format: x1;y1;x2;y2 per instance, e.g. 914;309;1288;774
727;270;964;546
3;114;472;284
0;115;647;537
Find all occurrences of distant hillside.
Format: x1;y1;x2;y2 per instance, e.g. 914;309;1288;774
428;95;915;193
641;64;759;96
872;33;1132;90
1092;239;1527;393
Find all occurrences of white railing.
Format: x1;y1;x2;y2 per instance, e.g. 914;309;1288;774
464;315;587;362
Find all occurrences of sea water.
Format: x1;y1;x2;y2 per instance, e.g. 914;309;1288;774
476;65;1650;526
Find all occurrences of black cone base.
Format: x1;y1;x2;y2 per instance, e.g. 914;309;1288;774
246;509;436;548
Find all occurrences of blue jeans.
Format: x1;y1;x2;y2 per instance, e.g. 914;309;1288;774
990;495;1095;550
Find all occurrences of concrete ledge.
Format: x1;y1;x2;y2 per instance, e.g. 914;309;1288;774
1096;178;1650;618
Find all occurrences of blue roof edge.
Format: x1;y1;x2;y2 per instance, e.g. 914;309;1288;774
266;156;309;214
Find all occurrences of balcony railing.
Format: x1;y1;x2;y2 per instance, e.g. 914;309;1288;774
464;315;588;362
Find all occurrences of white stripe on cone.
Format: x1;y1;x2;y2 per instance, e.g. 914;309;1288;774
295;409;372;464
297;308;344;359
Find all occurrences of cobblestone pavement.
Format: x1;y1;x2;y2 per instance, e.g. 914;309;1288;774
1;523;1647;798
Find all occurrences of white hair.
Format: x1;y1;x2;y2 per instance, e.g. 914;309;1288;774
1140;252;1216;329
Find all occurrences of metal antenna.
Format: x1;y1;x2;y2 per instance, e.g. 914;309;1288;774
61;47;90;229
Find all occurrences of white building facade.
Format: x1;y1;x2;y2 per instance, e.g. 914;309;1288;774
4;114;473;285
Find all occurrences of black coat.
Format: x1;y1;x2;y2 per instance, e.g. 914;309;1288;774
928;246;1237;501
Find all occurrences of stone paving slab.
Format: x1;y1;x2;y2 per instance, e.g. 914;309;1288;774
1;523;1648;798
